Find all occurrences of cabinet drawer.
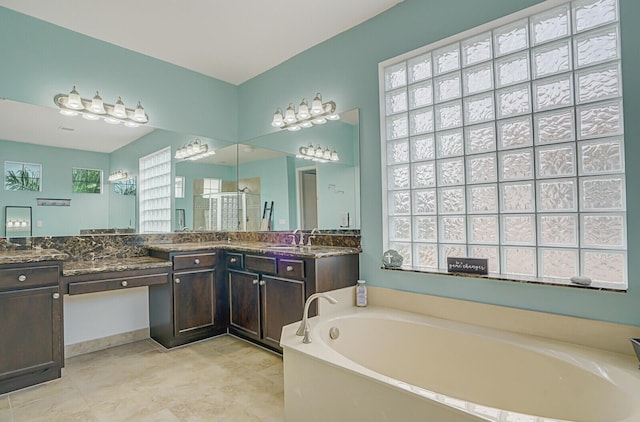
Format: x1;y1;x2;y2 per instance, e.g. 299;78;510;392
277;259;305;280
0;266;59;291
226;253;244;269
173;252;217;271
68;273;168;295
245;255;276;275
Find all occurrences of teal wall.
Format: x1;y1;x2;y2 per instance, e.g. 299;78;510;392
1;139;110;235
238;0;640;327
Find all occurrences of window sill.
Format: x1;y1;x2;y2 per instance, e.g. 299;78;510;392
380;266;627;293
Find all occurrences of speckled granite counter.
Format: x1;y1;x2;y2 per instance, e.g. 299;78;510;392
62;256;173;277
0;249;69;265
145;241;362;258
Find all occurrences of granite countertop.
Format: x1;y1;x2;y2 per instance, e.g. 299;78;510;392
62;256;173;277
145;241;362;258
0;248;69;265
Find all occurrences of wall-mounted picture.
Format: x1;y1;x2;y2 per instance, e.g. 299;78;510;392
4;161;42;191
72;168;102;194
113;177;136;196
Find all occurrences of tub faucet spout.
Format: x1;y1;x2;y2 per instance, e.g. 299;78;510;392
296;293;338;343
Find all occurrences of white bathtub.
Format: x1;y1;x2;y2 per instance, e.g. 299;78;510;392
280;307;640;422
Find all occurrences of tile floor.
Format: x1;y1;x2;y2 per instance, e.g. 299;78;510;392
0;335;284;421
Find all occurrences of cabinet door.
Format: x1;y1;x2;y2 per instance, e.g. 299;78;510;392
261;275;305;349
228;270;260;338
173;269;216;337
0;285;61;382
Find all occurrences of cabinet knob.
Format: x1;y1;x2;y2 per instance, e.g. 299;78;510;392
121;280;128;287
53;293;60;299
194;258;201;265
252;279;259;285
175;278;181;284
259;280;266;286
18;274;27;282
286;265;294;272
230;258;237;263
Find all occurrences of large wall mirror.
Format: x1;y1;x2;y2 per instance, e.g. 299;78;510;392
0;98;359;237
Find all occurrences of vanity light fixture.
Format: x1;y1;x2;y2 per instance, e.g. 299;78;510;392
108;170;129;182
271;93;340;131
6;219;30;228
174;139;216;161
297;143;339;163
54;86;149;128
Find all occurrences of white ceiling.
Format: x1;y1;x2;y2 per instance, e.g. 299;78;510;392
0;0;403;85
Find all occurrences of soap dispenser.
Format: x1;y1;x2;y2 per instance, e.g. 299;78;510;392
355;279;367;307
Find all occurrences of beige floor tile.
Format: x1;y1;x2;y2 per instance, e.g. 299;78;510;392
0;408;11;422
0;396;9;410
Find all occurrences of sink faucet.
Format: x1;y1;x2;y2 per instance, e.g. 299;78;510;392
292;229;305;246
296;293;338;343
307;228;320;246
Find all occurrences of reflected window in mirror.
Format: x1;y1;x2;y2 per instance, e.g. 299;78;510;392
139;147;171;233
4;161;41;192
175;176;185;198
72;168;103;194
113;177;136;196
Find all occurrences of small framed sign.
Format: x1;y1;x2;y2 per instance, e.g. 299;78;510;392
447;257;488;275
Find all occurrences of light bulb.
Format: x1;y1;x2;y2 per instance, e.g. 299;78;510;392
331;150;339;161
113;96;127;118
271;108;284;127
67;86;83;109
326;113;340;121
60;109;79;117
104;117;120;125
284;103;297;124
297;98;310;120
310;93;323;115
132;101;148;123
287;124;301;131
124;121;140;128
299;121;313;128
81;113;100;121
323;148;331;160
90;91;106;114
312;117;327;125
315;145;323;157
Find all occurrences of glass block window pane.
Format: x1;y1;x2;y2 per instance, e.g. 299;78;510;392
575;62;621;104
465;123;496;154
495;52;530;88
466;153;497;184
387;139;410;164
576;99;623;139
408;53;432;83
532;39;572;79
500;181;535;213
411;162;436;188
578;137;624;175
537;178;577;212
412;189;437;215
580;175;625;211
464;93;494;125
380;0;626;289
435;101;463;130
531;4;570;45
413;216;438;242
534;108;575;145
538;214;578;246
439;216;467;243
468;184;498;214
494;19;529;57
540;249;579;279
386;89;408;115
461;32;493;67
581;213;625;248
139;147;172;234
436;129;464;158
410;135;435;161
409;81;433;109
468;215;499;244
573;0;618;33
533;73;574;112
536;143;576;179
433;43;460;75
435;73;462;103
385;62;407;90
574;25;620;68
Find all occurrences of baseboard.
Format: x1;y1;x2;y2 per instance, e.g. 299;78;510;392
64;328;150;358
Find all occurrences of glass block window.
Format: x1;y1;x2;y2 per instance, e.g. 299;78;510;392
72;168;102;194
139;147;171;233
380;0;627;289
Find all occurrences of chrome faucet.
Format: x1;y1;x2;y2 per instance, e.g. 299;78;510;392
296;293;338;343
307;228;320;246
291;229;305;246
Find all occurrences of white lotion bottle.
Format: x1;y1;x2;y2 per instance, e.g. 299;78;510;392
355;279;367;307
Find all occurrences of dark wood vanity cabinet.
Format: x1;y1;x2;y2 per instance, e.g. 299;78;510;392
0;261;63;395
227;252;358;352
148;250;227;348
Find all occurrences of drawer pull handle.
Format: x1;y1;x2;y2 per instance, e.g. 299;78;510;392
194;258;201;265
18;274;27;282
53;293;60;299
175;278;181;284
252;279;259;285
121;281;128;287
259;280;266;286
286;265;294;272
230;258;237;263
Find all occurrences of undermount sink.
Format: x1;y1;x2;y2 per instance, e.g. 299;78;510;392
266;244;301;251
